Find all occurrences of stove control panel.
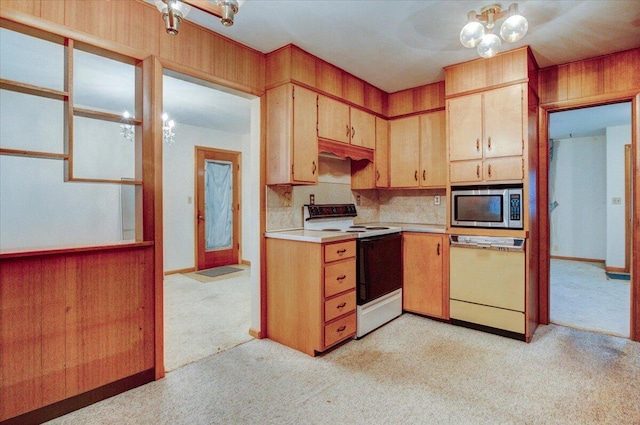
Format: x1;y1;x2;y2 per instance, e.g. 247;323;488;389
305;204;357;220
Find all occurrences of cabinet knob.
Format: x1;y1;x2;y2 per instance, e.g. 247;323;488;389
351;126;355;138
476;138;480;152
487;137;492;150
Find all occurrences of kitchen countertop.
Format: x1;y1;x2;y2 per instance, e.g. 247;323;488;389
264;229;357;243
265;223;446;243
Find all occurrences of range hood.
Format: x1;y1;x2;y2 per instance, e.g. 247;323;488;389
318;138;373;162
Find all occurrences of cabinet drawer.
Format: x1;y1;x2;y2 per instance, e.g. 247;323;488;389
324;259;356;297
450;299;525;334
324;312;356;348
485;156;524;181
324;290;356;322
324;240;356;263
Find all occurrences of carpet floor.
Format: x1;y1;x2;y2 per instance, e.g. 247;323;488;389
46;315;640;425
551;259;631;337
164;266;253;372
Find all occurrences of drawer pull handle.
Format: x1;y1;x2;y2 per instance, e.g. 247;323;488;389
346;124;350;137
337;302;347;309
351;126;355;138
476;138;480;151
336;249;346;255
337;325;347;332
437;242;440;256
476;165;480;179
422;170;426;181
487;137;492;150
414;170;418;181
488;164;492;178
336;275;346;281
376;170;380;181
312;160;317;175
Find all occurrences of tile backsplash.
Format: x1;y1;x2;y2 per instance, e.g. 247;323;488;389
266;158;447;231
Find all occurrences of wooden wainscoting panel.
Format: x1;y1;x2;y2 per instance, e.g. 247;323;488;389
343;73;364;106
1;0;41;16
65;249;153;396
604;48;640;94
0;256;66;421
316;60;342;98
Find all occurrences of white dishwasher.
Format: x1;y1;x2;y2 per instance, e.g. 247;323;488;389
449;235;526;340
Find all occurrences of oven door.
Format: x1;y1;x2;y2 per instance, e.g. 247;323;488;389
357;233;402;305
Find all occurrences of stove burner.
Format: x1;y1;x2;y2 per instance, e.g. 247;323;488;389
321;228;342;232
346;230;365;233
365;226;390;230
349;225;366;229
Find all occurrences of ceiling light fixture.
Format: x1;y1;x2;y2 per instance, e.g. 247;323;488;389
162;113;176;145
215;0;244;27
120;111;134;141
154;0;191;35
460;3;528;58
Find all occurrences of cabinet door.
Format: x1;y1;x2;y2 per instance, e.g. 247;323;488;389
317;95;350;144
448;93;482;161
402;233;445;318
375;117;389;188
292;85;319;183
484;156;524;181
350;108;375;149
449;160;483;184
389;116;420;187
483;84;524;158
420;110;446;187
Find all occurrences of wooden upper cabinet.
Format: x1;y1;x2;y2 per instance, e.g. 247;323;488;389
389;116;420;187
317;95;375;148
375;117;390;188
419;110;446;187
350;108;376;149
483;84;524;158
448;84;525;184
448;93;482;161
266;84;318;185
389;111;446;188
317;95;350;144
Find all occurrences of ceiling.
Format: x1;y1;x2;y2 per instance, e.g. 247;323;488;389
183;0;640;93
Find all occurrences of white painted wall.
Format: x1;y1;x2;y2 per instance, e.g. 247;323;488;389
162;122;252;272
605;125;631;269
249;98;261;333
549;136;607;260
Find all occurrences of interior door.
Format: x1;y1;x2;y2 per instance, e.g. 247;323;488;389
196;147;240;270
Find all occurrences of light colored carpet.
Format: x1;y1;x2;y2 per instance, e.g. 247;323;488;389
164;266;253;372
47;314;640;425
551;259;631;337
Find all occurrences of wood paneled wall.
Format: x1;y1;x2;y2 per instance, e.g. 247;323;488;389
265;44;387;116
537;47;640;342
0;0;265;95
387;81;445;118
538;48;640;106
0;245;155;421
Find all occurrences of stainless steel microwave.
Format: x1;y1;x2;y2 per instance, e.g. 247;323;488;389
451;186;523;229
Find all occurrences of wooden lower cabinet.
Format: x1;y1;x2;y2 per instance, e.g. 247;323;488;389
266;238;357;356
402;233;449;319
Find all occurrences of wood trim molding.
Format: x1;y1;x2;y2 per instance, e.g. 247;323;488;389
0;241;154;259
248;328;263;339
550;256;605;264
318;139;374;162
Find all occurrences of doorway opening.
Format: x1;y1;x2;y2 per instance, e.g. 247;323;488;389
162;69;256;372
548;102;632;337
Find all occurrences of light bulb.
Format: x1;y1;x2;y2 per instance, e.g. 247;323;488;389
460;11;485;48
500;14;528;42
123;111;131;119
477;34;501;58
162;113;169;122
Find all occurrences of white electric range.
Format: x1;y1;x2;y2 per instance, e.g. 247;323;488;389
304;204;403;338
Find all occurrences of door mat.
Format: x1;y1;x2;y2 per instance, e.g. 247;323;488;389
605;272;630;281
196;266;243;278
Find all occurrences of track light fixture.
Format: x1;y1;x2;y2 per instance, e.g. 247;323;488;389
460;3;528;58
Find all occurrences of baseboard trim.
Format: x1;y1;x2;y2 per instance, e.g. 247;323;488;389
241;259;251;266
0;369;155;425
550;255;604;264
605;266;627;273
249;327;263;339
164;267;195;275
